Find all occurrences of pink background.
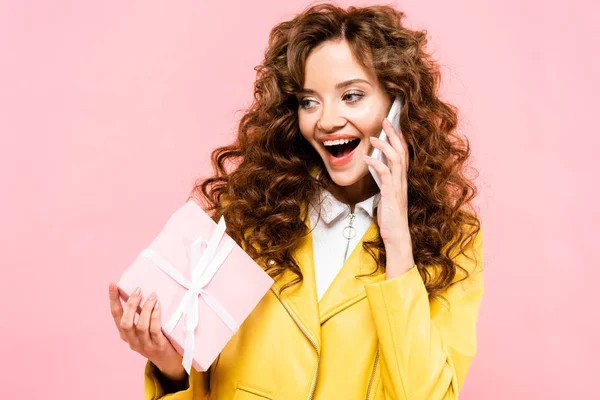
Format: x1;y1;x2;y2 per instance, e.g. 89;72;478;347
0;0;597;398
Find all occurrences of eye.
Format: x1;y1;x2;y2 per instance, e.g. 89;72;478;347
299;98;317;110
343;91;364;103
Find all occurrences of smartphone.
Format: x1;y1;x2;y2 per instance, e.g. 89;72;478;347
368;96;402;188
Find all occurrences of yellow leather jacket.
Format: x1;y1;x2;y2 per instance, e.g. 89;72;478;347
144;213;484;400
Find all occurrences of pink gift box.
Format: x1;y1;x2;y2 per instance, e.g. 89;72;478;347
116;200;273;373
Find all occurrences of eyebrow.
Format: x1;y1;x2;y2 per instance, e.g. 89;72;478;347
299;78;372;94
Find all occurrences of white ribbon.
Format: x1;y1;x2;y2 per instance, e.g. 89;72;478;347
139;216;239;374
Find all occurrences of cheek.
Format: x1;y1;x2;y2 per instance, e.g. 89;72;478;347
298;117;315;142
355;118;383;139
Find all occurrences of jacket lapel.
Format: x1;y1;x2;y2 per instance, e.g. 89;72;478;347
271;210;387;338
269;167;386;344
270;202;322;349
317;221;386;324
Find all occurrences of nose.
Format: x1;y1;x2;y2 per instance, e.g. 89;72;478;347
317;102;346;133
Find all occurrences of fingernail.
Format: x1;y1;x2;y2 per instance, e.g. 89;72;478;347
148;292;157;301
369;137;377;141
154;300;160;310
133;287;141;296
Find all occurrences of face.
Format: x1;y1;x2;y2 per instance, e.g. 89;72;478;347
297;39;392;195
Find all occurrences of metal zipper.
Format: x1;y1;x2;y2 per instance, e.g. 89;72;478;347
365;349;380;400
342;212;356;262
270;287;320;400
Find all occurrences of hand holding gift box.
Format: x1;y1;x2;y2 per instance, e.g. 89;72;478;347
116;200;274;374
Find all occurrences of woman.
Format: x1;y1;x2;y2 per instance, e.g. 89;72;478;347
108;3;484;399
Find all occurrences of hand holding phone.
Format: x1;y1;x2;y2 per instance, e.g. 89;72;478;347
368;96;402;189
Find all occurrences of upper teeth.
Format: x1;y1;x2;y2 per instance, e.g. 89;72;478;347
323;138;357;146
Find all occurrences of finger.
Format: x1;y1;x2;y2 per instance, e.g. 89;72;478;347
120;287;143;348
109;283;127;341
136;292;157;348
364;155;394;190
108;282;124;328
382;119;409;171
369;136;402;186
149;300;169;349
398;131;410;167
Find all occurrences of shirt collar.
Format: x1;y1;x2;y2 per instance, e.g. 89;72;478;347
311;172;381;224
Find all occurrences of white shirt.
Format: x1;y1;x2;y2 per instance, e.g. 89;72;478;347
308;186;381;302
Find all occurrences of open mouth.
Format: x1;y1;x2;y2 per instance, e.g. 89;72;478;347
323;138;361;158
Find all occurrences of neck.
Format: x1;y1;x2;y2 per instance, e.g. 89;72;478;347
325;172;379;207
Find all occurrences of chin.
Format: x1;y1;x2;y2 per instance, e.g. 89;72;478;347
324;165;370;187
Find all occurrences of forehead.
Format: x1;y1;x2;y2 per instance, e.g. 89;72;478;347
303;40;376;88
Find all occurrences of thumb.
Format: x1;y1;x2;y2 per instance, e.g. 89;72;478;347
108;282;124;320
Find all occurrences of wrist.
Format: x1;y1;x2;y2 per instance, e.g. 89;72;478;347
384;240;415;279
153;360;187;382
151;361;189;394
383;236;412;261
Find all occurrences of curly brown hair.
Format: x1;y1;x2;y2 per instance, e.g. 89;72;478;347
189;2;481;304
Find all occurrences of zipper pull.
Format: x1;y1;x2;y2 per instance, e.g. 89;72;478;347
342;212;357;239
349;212;356;226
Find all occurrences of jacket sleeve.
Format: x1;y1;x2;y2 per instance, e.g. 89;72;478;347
364;228;484;400
144;360;210;400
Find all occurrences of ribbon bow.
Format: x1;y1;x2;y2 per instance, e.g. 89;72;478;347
140;216;239;374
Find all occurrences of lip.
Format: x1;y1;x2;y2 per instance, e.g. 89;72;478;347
325;138;362;167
